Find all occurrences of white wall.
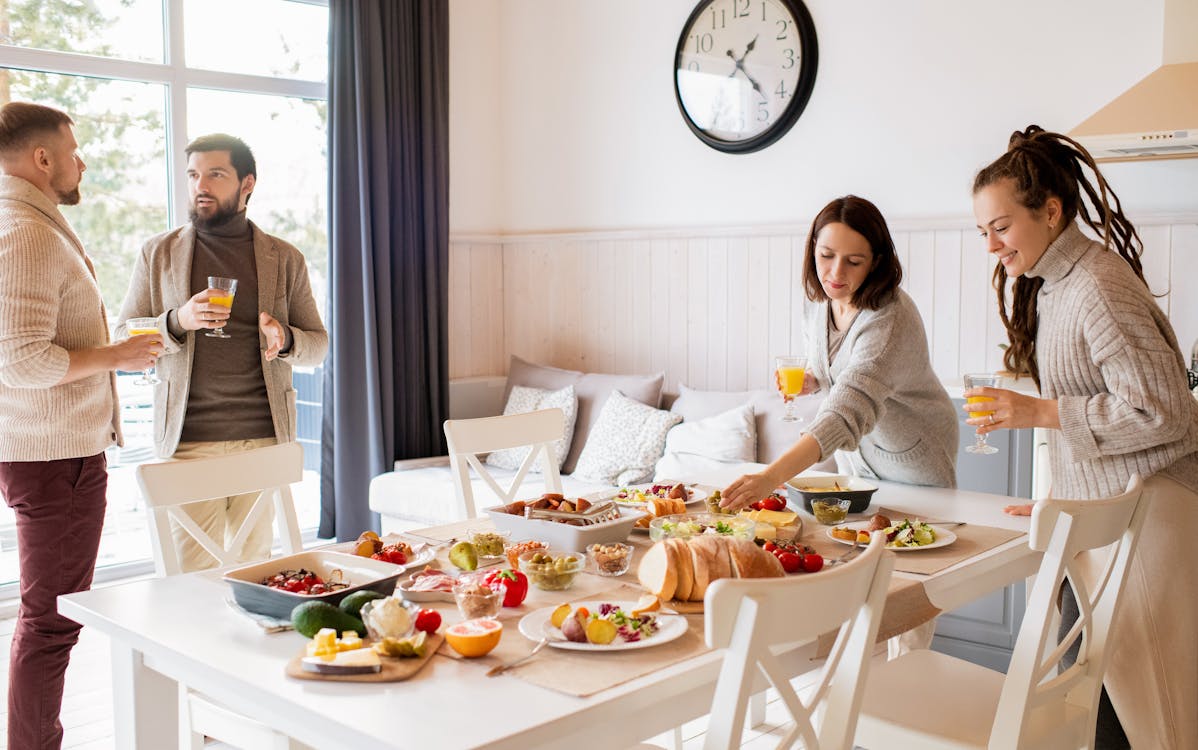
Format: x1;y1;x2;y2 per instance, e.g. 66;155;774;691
450;0;1198;234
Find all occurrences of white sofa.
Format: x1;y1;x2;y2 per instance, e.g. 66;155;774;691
369;358;827;533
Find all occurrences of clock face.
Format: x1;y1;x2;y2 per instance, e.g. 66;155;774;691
674;0;818;154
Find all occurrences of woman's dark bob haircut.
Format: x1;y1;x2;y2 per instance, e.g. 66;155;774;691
802;195;902;311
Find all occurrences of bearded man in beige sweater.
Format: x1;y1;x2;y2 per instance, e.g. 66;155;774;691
0;102;161;750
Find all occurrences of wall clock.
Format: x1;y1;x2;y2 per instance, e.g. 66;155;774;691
674;0;819;154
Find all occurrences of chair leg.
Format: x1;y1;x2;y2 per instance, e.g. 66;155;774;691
671;725;683;750
749;691;766;727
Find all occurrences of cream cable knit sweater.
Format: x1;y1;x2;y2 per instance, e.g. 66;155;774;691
0;175;121;461
1029;222;1198;500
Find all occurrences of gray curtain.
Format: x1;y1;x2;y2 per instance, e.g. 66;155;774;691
320;0;450;541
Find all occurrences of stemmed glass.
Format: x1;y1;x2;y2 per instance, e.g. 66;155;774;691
125;317;161;385
964;372;1001;455
775;355;809;423
205;276;237;339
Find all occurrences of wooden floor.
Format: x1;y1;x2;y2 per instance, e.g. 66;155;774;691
0;613;822;750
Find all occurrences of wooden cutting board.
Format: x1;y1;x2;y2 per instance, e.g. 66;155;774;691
284;634;443;683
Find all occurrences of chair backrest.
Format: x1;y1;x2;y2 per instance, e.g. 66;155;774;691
702;534;894;750
990;473;1150;749
443;408;565;519
136;442;305;577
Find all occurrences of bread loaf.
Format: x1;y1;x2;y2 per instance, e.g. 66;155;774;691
636;535;783;602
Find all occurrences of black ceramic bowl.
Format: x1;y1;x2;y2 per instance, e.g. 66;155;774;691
223;550;406;620
786;475;878;515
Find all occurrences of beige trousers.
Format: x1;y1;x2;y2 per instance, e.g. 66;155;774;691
169;437;278;572
1075;475;1198;750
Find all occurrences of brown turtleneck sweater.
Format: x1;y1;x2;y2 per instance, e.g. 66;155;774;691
171;211;274;443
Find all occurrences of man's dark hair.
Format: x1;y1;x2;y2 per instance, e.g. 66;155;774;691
185;133;257;181
0;102;74;155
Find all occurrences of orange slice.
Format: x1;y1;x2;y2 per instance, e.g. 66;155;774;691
444;619;503;658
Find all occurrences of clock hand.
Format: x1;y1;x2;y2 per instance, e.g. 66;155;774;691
744;35;759;56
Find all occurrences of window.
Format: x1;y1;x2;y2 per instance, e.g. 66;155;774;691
0;1;329;593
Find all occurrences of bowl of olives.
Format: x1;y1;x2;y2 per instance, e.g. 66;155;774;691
518;549;585;591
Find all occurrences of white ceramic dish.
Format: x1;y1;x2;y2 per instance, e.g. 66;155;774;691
517;601;688;652
395;576;456;603
602;482;715;508
482;505;647;549
325;536;438;570
826;522;957;551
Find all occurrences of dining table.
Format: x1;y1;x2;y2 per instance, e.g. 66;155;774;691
58;465;1040;750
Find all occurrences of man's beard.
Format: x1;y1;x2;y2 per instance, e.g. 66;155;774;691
189;193;241;230
50;172;81;205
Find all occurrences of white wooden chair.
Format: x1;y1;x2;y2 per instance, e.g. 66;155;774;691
135;441;310;750
637;533;891;750
444;407;565;519
854;474;1149;750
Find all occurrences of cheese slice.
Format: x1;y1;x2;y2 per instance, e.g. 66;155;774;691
740;509;798;527
302;648;382;675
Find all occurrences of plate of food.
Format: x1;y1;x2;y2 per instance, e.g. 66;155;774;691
608;483;714;508
827;518;956;551
518;600;688;652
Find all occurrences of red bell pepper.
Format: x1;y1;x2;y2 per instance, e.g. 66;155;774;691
485;568;529;607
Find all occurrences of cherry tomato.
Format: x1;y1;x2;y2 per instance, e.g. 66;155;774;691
777;551;803;573
760;496;786;512
763;541;777;552
750;500;764;511
414;608;442;634
802;553;824;573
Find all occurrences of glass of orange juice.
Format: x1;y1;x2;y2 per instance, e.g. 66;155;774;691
125;317;161;385
205;276;238;339
775;355;808;423
964;372;1001;455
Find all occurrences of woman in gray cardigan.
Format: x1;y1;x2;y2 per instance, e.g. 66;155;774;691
721;195;958;512
968;126;1198;750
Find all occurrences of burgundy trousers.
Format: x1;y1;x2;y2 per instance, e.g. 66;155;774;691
0;454;107;750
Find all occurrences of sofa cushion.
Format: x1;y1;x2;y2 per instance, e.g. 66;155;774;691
506;356;664;474
669;383;828;465
653;402;757;481
573;391;682;486
368;465;612;527
486;384;577;472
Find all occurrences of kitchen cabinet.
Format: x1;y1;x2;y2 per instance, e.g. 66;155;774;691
929;398;1034;672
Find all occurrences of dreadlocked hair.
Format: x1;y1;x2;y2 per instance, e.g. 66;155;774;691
972;125;1145;387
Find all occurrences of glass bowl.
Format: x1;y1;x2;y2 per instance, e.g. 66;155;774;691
647;513;756;542
518;548;585;591
586;542;633;577
453;579;503;620
466;527;510;559
810;497;852;525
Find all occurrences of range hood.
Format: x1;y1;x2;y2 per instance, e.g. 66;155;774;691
1070;0;1198;163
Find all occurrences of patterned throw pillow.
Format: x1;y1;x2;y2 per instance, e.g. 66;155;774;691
485;385;578;472
573;390;683;486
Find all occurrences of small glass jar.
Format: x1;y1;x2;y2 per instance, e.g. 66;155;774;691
519;549;584;591
811;497;852;525
453;580;503;620
587;542;633;577
467;527;510;559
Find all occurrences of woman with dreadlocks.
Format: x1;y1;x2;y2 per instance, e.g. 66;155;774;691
966;125;1198;749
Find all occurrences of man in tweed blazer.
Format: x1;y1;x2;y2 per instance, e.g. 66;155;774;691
116;134;327;572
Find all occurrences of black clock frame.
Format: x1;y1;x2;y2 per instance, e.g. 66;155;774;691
673;0;819;154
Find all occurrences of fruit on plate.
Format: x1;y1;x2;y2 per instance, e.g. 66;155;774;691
449;541;479;571
371;542;412;565
559;609;590;643
413;608;441;634
637;535;784;602
584;618;618;645
444;618;503;657
631;594;660;618
373;630;429;658
291;601;366;638
339;590;385;619
550;602;572;629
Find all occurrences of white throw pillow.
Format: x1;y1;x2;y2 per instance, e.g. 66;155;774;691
485;385;578;472
653;402;757;481
573;391;683;486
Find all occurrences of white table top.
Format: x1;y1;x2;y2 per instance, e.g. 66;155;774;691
59;471;1036;750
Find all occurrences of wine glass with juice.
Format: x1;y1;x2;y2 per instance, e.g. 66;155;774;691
775;355;808;423
964;372;1001;455
205;276;237;339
